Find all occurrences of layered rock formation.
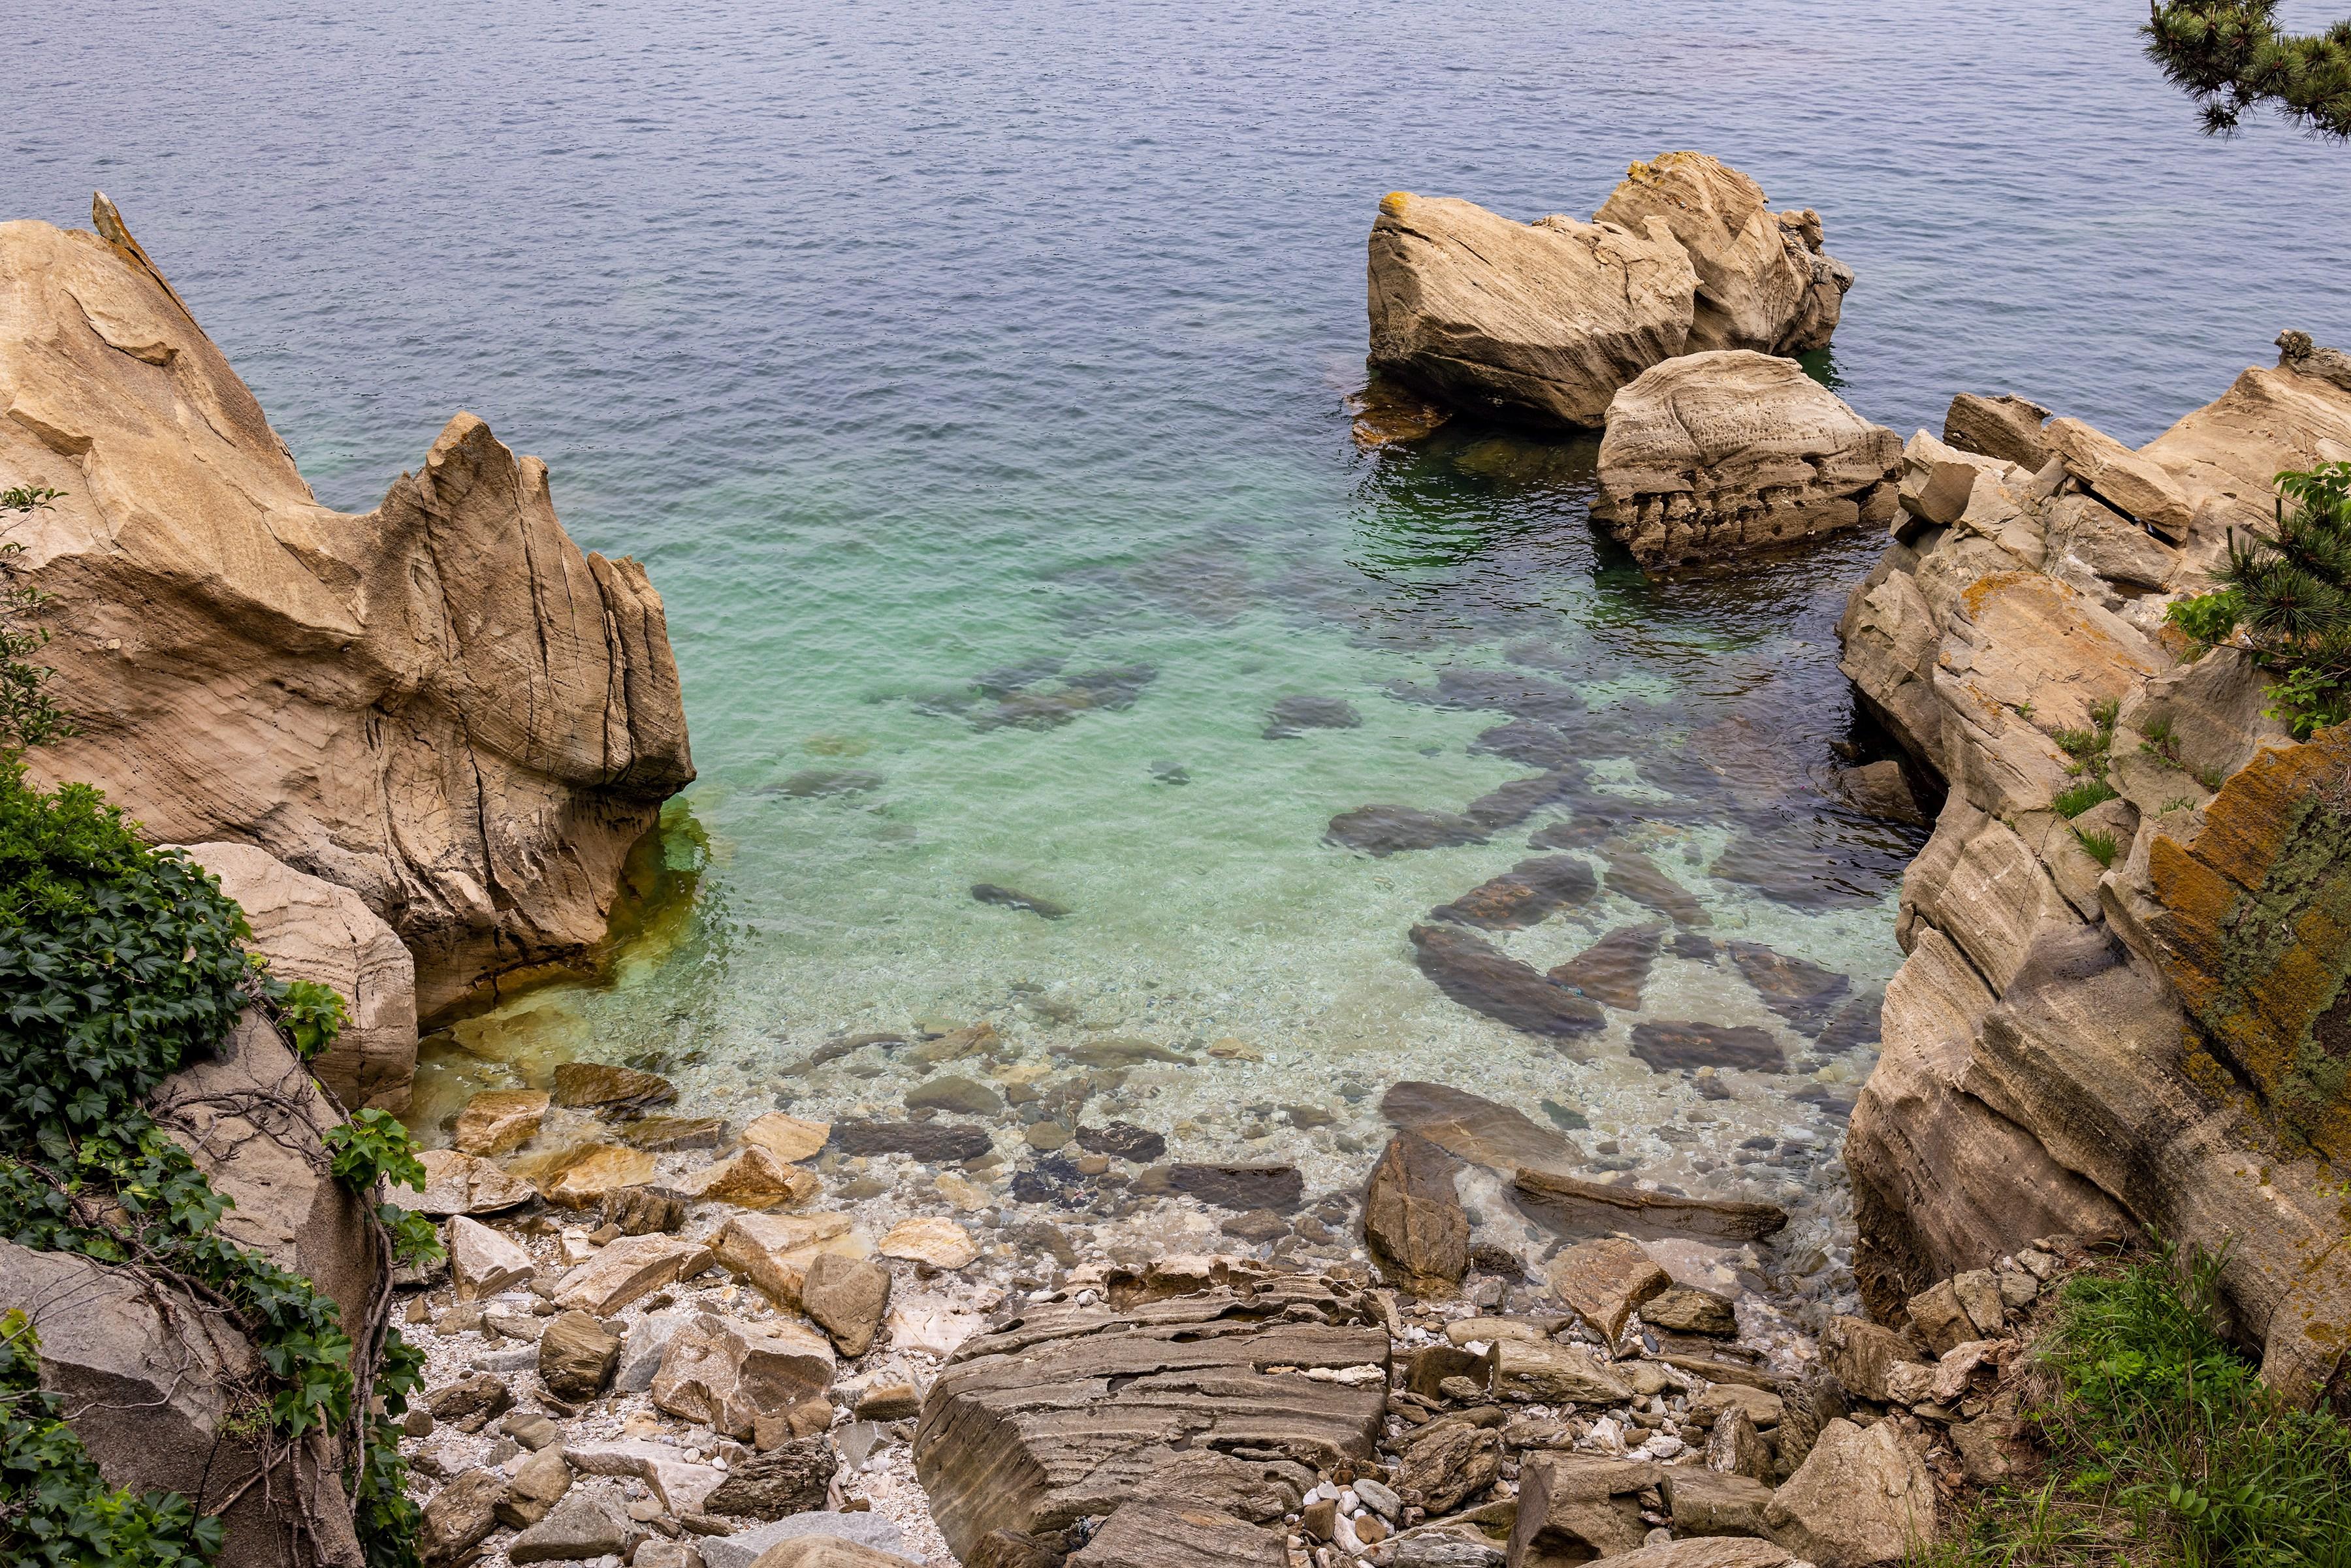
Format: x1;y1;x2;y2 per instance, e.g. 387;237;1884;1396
0;200;694;1021
1366;153;1852;429
1835;338;2351;1405
1594;351;1902;568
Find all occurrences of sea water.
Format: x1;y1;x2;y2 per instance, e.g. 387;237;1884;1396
14;0;2350;1314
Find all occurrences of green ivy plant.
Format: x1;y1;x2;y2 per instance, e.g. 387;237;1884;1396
0;485;74;752
0;763;436;1568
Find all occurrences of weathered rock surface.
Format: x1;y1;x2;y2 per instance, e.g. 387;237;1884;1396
712;1211;869;1310
1595;351;1901;569
449;1214;536;1300
1363;1132;1471;1296
912;1268;1388;1561
151;1012;379;1326
801;1251;892;1356
1592;152;1851;355
2;207;692;1021
0;1239;364;1568
451;1088;549;1156
703;1437;837;1519
1367;191;1695;428
180;840;418;1111
538;1308;621;1400
1064;1501;1286;1568
1834;347;2351;1401
652;1312;835;1439
1506;1453;1659;1565
394;1147;537;1215
1763;1417;1934;1568
1367;154;1852;429
1548;1238;1669;1342
1942;392;2051;472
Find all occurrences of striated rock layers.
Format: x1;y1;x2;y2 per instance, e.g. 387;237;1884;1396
1834;338;2351;1407
1595;350;1901;568
0;202;693;1021
1367;152;1851;428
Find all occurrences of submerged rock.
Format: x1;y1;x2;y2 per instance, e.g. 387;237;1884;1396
1726;941;1853;1034
1628;1020;1786;1073
827;1121;993;1163
551;1061;678;1112
1547;922;1666;1010
1263;695;1363;738
1594;351;1900;570
971;882;1070;919
1599;847;1710;927
1430;855;1598;929
1169;1162;1305;1213
1409;923;1607;1038
1327;805;1490;856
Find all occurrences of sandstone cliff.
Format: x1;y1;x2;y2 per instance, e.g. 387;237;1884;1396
1834;340;2351;1406
0;200;694;1021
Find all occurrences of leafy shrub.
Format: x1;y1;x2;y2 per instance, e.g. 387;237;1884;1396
2218;461;2351;739
2054;780;2120;818
0;485;72;752
2168;587;2245;650
1928;1241;2351;1567
0;763;432;1568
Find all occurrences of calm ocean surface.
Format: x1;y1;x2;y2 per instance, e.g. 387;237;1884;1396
14;1;2350;1302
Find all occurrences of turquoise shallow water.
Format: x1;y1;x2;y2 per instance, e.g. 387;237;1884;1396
14;1;2351;1306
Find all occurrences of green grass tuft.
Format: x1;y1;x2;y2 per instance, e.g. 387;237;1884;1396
2054;780;2120;819
1918;1242;2351;1568
2076;827;2120;868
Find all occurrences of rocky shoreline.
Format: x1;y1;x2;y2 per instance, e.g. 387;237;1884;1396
6;168;2348;1568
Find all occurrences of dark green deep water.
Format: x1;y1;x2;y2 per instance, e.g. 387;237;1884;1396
13;0;2350;1300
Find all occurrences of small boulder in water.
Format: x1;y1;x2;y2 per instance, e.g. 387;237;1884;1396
1726;941;1851;1034
1629;1020;1785;1073
1547;922;1667;1010
1327;805;1488;856
1430;856;1597;930
972;883;1070;920
1409;923;1606;1038
770;767;884;797
1262;695;1362;739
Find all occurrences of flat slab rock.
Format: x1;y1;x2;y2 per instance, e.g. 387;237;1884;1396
912;1270;1388;1561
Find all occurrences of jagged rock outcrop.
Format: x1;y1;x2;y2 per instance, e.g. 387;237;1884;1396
1593;350;1901;568
1592;152;1851;355
1366;193;1697;428
179;840;418;1112
1365;153;1853;428
1834;339;2351;1407
0;200;694;1021
912;1262;1388;1561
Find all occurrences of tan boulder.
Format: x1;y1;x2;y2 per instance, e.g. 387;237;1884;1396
740;1111;831;1164
551;1061;677;1111
1942;392;2052;471
2142;345;2351;571
177;841;417;1112
530;1142;658;1208
551;1231;708;1315
453;1089;551;1157
1367;191;1695;428
1490;1340;1635;1404
1;206;692;1023
1593;151;1852;354
1361;1132;1469;1296
151;1011;379;1327
671;1144;818;1209
712;1211;871;1308
652;1312;836;1439
1594;351;1900;569
392;1147;537;1217
448;1215;536;1300
876;1215;978;1270
2041;415;2194;541
1547;1237;1669;1343
1763;1417;1934;1567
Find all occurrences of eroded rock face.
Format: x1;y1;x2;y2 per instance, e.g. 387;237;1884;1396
912;1268;1388;1561
1591;152;1851;355
1834;347;2351;1405
1595;351;1899;569
1365;154;1851;430
179;841;418;1112
0;208;692;1023
1367;192;1695;428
